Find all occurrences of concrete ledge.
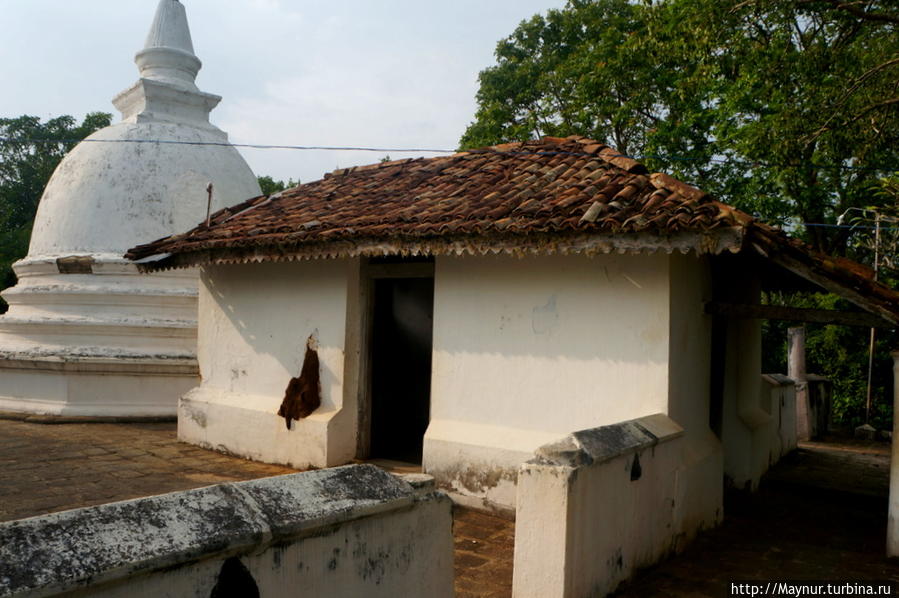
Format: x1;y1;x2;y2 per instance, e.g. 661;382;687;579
0;410;176;424
0;354;198;375
0;465;424;597
514;414;704;598
533;413;684;468
762;373;795;387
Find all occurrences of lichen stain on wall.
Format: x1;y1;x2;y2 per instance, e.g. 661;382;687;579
531;295;559;335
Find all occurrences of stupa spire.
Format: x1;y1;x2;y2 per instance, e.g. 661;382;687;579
135;0;202;89
114;0;221;125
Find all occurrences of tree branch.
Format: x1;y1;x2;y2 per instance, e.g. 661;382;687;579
795;0;899;25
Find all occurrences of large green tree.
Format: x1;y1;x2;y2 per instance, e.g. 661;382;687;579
0;113;113;312
462;0;899;428
461;0;899;254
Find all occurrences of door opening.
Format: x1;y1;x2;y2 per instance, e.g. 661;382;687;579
368;273;434;464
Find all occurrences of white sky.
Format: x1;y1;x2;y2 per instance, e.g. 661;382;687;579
0;0;565;184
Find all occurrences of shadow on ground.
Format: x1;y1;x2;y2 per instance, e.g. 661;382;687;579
613;442;898;597
2;418;895;597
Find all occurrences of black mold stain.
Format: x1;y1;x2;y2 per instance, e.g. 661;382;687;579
209;558;259;598
630;453;642;481
278;336;321;430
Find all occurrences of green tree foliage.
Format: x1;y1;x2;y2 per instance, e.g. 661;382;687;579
463;0;899;427
0;113;112;312
461;0;899;253
257;176;299;196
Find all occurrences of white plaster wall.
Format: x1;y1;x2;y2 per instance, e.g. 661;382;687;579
64;496;453;598
430;253;670;432
179;260;356;468
666;254;724;537
513;419;684;598
0;467;453;598
722;316;767;491
425;253;671;509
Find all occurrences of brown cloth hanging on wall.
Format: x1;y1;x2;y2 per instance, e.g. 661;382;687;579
277;337;321;430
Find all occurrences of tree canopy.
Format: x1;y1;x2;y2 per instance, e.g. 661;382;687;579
462;0;899;429
0;113;113;311
461;0;899;255
257;175;300;196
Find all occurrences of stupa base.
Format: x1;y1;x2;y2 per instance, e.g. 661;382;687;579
0;354;198;418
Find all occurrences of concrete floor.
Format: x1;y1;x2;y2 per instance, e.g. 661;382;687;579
1;417;896;597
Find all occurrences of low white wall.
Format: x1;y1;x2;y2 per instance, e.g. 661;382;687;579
725;373;798;491
180;260;359;469
0;466;453;598
426;253;671;510
764;374;797;462
513;414;690;598
796;376;832;441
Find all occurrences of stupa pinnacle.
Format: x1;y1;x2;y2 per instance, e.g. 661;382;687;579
137;0;202;90
0;0;262;417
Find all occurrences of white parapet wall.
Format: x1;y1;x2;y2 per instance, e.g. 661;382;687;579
724;374;799;492
0;465;453;598
513;413;705;598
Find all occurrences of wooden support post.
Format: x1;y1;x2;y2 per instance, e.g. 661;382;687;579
888;350;899;557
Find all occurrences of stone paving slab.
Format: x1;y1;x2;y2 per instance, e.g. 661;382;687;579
453;508;515;598
2;418;897;598
613;444;899;597
0;419;297;522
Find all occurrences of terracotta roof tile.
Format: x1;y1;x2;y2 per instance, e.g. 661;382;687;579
128;136;747;264
124;136;899;324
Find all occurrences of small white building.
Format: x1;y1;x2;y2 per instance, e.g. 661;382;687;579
128;136;899;526
0;0;260;417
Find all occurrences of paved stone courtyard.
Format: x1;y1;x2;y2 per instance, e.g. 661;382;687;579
0;418;296;522
1;417;897;597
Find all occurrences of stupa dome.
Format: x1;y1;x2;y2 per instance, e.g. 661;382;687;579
0;0;261;417
28;0;260;258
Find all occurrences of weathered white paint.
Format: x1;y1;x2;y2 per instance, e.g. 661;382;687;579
425;253;672;509
0;0;260;417
513;414;686;598
722;324;800;489
0;466;454;598
423;419;561;515
666;253;723;538
719;271;768;490
187;252;725;528
888;350;899;557
179;260;357;469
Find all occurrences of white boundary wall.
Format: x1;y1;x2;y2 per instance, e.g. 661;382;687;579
0;465;453;598
513;414;701;598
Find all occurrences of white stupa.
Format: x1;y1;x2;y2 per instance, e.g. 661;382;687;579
0;0;261;417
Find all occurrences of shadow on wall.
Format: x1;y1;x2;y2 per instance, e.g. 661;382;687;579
432;253;672;362
199;261;346;409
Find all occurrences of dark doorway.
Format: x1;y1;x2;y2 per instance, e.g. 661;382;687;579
369;275;435;464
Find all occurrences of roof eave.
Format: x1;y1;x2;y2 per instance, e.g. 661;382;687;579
135;228;746;273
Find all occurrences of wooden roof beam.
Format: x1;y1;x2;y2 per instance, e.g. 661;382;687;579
704;301;895;329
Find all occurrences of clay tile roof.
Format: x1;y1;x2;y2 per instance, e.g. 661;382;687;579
126;136;743;263
125;136;899;325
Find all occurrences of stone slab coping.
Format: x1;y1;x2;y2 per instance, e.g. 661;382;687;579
0;465;427;598
762;373;795;387
531;413;684;468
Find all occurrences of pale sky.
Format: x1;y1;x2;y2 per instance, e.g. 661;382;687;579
1;0;566;184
